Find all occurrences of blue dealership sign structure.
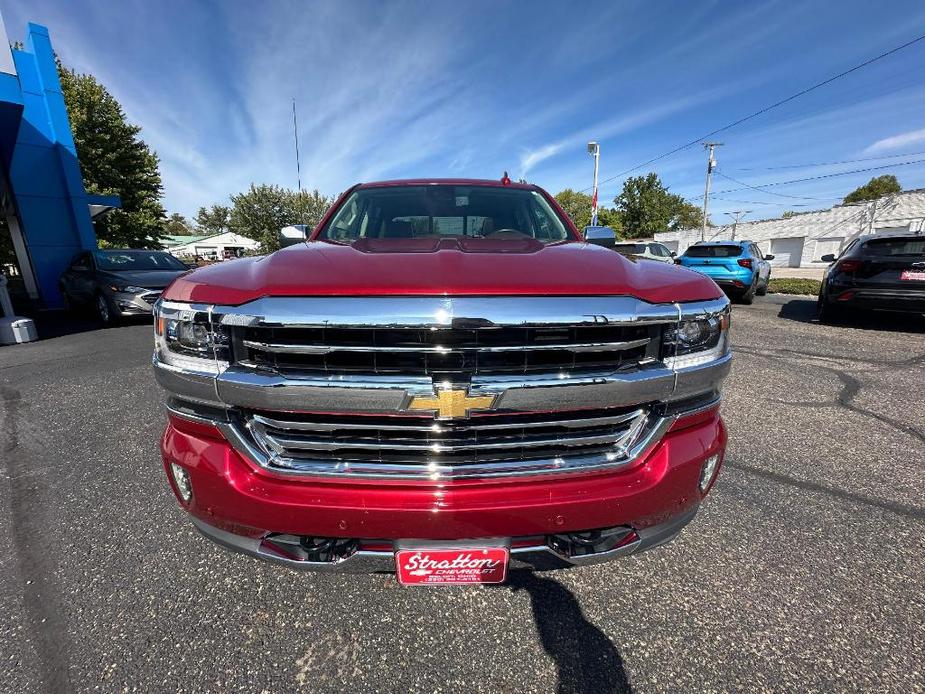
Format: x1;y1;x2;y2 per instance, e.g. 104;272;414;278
0;15;118;309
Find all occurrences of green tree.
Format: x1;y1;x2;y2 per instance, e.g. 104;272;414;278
228;186;333;253
554;189;594;229
165;212;193;236
615;173;704;237
229;184;293;253
195;204;231;236
58;64;166;248
291;188;334;229
843;175;901;204
782;210;797;218
554;188;623;235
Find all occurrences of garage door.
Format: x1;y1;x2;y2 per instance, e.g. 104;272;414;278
661;240;679;254
769;237;804;267
814;237;844;261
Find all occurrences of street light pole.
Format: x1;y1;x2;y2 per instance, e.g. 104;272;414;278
701;142;722;241
725;210;751;240
588;141;600;227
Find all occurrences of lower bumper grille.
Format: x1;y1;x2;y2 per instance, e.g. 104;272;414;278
236;406;655;478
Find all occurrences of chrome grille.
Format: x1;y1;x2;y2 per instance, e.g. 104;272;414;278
141;291;161;307
233;324;658;376
237;406;653;478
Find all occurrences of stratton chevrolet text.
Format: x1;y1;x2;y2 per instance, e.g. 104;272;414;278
153;179;731;585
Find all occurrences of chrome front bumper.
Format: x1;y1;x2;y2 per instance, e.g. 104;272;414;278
153;352;731;412
189;504;700;573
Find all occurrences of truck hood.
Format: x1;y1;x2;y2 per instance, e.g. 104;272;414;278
162;238;722;305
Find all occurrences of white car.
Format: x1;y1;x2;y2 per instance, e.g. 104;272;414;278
612;241;676;263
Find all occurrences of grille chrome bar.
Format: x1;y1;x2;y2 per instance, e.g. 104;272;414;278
249;409;644;433
242;338;651;355
257;429;637;453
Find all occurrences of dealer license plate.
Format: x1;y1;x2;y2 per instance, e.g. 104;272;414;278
900;270;925;281
395;547;509;585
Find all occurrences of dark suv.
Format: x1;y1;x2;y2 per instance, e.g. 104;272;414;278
818;231;925;322
59;249;190;324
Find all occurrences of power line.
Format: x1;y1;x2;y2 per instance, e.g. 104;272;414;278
711;196;840;207
730;150;925;171
581;31;925;193
714;171;829;200
709;157;925;197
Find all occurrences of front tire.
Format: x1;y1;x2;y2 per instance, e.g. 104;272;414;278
96;293;117;325
738;277;757;305
756;275;769;296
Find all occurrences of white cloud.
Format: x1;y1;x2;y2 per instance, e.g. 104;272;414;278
864;127;925;153
519;144;563;177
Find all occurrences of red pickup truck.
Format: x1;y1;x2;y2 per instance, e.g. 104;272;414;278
154;179;730;585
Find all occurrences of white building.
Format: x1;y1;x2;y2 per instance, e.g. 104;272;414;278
655;189;925;268
163;232;259;260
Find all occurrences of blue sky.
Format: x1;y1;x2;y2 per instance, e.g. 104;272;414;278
6;0;925;223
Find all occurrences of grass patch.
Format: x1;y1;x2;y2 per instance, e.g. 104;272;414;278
768;278;821;295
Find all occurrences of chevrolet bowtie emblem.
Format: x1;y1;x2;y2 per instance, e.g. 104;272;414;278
406;388;497;419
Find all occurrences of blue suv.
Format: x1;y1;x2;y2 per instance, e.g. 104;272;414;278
676;240;773;304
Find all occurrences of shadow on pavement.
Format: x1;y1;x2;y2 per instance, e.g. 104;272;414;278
507;571;632;694
27;310;152;340
777;298;925;334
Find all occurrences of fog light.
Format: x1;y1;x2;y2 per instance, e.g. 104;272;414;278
170;462;192;503
699;454;720;493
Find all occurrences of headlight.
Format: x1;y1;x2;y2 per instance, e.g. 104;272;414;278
663;306;730;369
111;284;146;293
154;301;229;373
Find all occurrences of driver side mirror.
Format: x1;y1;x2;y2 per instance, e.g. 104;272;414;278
583;226;616;249
820;253;836;263
279;224;309;248
670;251;677;257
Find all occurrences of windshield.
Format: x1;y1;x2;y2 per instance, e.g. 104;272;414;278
613;243;647;255
94;250;188;271
318;185;571;243
862;237;925;256
684;245;742;258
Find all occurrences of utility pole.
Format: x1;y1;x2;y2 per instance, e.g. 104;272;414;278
701;142;722;241
725;210;751;240
587;141;600;227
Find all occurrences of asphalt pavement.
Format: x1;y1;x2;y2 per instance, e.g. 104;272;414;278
1;296;923;693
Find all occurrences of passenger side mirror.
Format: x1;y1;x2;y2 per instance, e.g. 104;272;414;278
670;251;677;257
820;253;836;263
583;226;616;249
279;224;309;248
764;254;775;261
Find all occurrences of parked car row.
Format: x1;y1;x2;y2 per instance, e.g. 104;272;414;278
613;239;772;305
665;232;925;321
